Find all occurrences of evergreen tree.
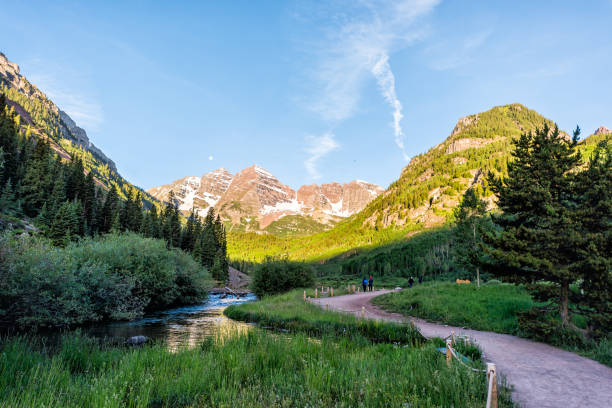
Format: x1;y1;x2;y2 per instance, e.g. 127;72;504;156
82;171;98;234
484;124;581;326
20;138;52;216
162;191;181;247
65;158;86;201
200;208;217;267
0;95;21;186
452;187;489;286
0;179;17;214
572;140;612;338
98;186;119;233
181;210;197;252
48;201;80;246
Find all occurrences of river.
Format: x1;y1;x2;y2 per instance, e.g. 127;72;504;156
84;293;257;350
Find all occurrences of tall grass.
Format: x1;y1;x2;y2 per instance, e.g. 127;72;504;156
225;290;425;345
0;330;514;407
373;282;612;367
373;282;534;334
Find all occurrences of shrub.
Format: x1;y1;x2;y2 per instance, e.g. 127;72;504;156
486;279;502;285
251;258;314;297
0;232;211;330
517;307;586;348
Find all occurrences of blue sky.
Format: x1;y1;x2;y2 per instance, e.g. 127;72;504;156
1;0;611;190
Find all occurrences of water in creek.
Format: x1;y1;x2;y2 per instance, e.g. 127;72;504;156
85;293;257;351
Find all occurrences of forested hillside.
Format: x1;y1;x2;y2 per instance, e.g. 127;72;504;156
228;104;608;266
0;52;156;204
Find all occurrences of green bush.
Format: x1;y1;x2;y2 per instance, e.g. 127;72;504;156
517;307;586;348
486;279;502;285
0;232;211;330
251;258;314;297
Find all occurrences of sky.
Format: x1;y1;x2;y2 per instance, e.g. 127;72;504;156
1;0;611;190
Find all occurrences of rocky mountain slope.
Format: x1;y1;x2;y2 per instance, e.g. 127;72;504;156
0;52;157;204
227;103;610;262
147;164;383;232
358;103;562;229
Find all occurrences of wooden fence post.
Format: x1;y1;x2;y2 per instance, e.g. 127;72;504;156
446;339;452;367
451;331;456;345
361;306;365;318
487;363;498;408
331;287;334;297
315;288;318;299
326;304;329;311
303;290;306;301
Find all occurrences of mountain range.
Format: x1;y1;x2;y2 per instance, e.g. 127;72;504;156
147;165;383;234
1;51;609;252
226;103;610;261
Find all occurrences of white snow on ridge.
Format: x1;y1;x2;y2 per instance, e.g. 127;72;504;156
261;198;305;215
324;199;352;217
185;176;201;186
254;165;273;178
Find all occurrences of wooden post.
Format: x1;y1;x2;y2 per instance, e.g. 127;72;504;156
446;339;452;367
451;331;456;345
331;287;334;297
303;290;306;301
361;306;365;318
315;288;318;299
352;285;355;294
487;363;498;408
326;304;329;311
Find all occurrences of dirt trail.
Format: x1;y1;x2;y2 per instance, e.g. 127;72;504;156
311;290;612;408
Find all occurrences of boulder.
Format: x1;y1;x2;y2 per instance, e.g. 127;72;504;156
125;335;149;347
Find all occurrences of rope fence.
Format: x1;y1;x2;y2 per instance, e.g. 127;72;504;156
305;287;499;408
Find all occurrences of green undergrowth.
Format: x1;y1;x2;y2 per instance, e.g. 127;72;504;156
373;282;612;367
0;329;514;408
372;282;535;335
225;290;425;345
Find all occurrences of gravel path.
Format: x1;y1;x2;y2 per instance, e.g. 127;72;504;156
311;290;612;408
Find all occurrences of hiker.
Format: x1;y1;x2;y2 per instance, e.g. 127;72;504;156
368;276;373;292
418;275;423;284
362;277;368;292
408;277;414;288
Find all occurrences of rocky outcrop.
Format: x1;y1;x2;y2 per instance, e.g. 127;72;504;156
0;52;117;171
594;126;611;135
445;138;497;154
450;114;479;137
149;165;383;232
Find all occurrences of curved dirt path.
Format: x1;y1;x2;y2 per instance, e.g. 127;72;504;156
311;290;612;408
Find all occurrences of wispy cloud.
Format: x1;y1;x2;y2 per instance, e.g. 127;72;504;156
303;0;439;163
372;54;409;160
304;132;340;179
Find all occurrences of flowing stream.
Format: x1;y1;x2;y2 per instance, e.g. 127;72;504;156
84;293;256;350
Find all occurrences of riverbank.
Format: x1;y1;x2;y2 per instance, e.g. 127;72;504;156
0;326;514;408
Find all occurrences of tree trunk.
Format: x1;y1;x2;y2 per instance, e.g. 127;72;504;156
560;280;570;326
476;267;480;288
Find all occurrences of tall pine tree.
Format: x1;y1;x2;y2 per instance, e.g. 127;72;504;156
484;124;581;326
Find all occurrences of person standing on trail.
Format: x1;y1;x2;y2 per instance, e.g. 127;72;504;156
362;277;368;292
408;277;414;288
368;276;373;292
